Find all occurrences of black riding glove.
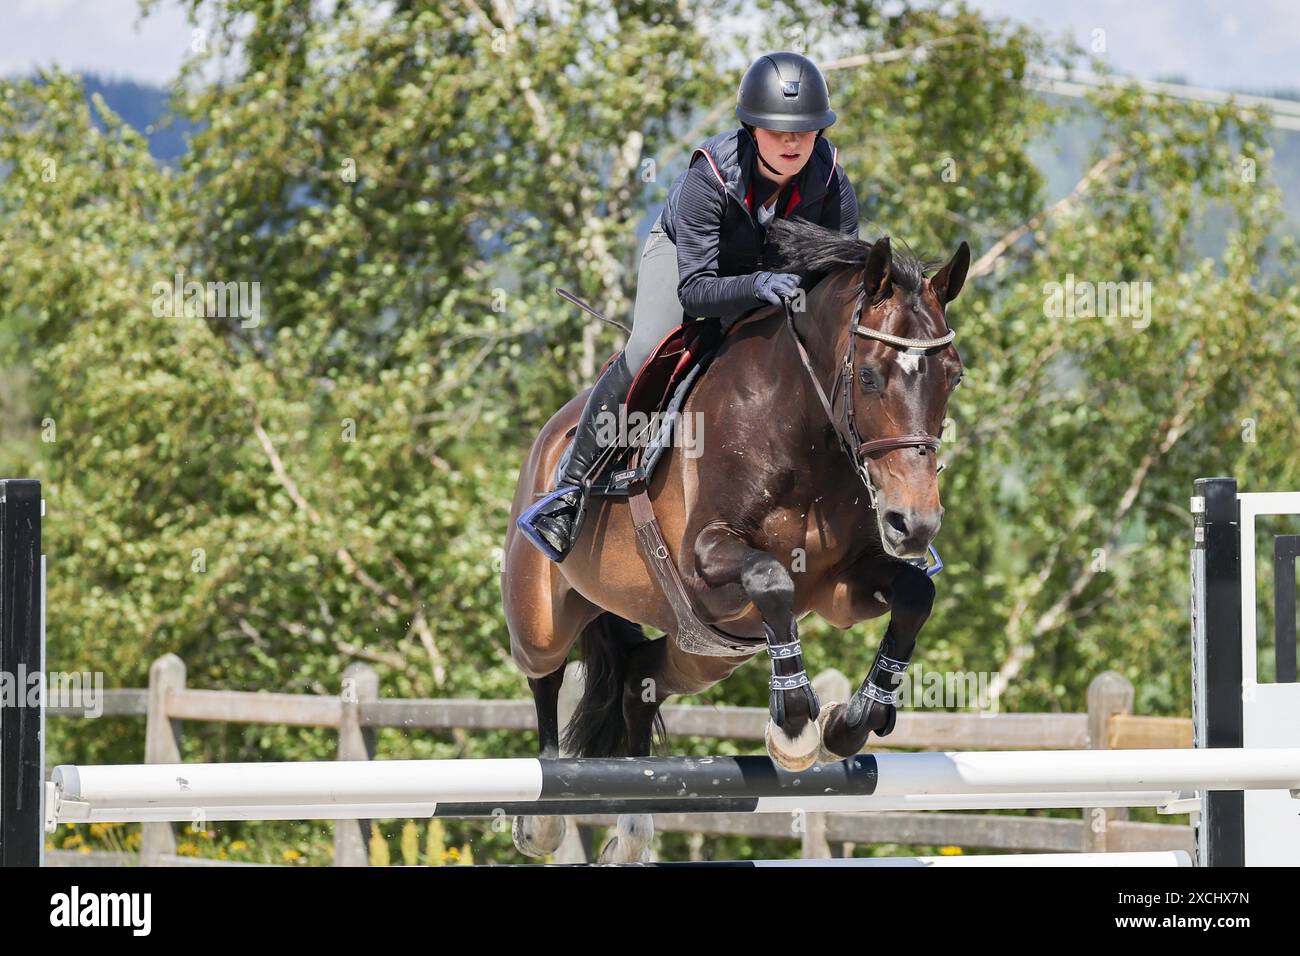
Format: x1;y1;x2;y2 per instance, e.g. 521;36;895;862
753;271;802;306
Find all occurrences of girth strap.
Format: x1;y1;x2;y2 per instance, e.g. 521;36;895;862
627;476;767;658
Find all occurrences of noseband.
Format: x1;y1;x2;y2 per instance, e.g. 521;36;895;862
783;294;954;510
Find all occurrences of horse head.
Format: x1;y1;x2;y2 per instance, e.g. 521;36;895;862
771;221;969;560
851;236;967;557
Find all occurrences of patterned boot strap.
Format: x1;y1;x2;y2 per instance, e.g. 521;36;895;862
770;670;811;692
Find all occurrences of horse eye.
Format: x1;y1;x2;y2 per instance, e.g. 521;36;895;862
950;371;964;391
859;365;882;392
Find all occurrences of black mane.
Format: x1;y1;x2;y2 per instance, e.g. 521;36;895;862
768;217;930;294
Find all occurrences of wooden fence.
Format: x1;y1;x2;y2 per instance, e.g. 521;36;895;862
45;654;1194;865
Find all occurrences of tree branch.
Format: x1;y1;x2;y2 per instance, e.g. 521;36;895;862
249;401;449;685
969;151;1122;279
987;345;1203;701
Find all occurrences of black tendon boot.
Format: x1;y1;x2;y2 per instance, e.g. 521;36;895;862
517;352;636;561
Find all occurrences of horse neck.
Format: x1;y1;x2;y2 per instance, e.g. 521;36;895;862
745;273;862;477
788;272;857;424
689;271;860;459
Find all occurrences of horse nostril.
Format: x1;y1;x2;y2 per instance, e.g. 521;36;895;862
884;511;909;537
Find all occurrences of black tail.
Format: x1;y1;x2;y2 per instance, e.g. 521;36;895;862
561;612;666;757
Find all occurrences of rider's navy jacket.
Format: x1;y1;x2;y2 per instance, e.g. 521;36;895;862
661;128;860;324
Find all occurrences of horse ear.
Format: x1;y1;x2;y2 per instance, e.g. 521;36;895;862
930;240;970;305
863;236;893;301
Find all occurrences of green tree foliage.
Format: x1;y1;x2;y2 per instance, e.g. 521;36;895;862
2;0;1298;862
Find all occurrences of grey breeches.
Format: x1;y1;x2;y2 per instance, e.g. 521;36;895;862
624;215;685;371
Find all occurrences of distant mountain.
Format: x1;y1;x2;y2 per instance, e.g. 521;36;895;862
79;74;197;162
1030;93;1300;238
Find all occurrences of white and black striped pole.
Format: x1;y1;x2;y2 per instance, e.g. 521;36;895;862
46;748;1300;826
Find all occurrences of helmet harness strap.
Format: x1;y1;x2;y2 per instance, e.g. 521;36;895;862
743;123;786;177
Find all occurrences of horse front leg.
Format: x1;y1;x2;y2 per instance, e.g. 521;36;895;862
694;522;821;771
819;561;935;760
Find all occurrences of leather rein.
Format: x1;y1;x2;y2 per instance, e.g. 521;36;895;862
782;293;955;510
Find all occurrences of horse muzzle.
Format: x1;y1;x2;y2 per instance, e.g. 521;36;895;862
878;505;943;559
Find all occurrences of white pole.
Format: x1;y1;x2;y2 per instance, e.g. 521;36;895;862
871;748;1300;795
53;758;544;811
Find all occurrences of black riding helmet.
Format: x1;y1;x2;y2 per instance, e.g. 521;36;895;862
735;52;837;132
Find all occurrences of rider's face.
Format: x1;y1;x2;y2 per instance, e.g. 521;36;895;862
753;127;818;179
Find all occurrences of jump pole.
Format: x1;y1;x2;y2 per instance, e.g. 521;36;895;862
44;748;1300;827
582;851;1193;867
46;785;1191;823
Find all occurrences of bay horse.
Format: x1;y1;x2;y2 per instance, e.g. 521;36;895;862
502;218;969;860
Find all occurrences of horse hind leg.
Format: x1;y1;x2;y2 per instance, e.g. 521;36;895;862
511;667;570;858
595;635;750;863
595;635;672;864
513;611;661;864
504;519;597;858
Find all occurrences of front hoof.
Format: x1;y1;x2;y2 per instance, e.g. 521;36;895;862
512;814;566;858
873;702;898;738
765;717;821;772
818;698;899;760
815;702;854;763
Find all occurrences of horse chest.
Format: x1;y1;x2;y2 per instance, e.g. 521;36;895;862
753;497;866;569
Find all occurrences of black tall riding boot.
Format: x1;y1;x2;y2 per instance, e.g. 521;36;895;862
518;352;636;561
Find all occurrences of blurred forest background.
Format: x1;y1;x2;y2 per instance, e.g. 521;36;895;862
2;0;1298;863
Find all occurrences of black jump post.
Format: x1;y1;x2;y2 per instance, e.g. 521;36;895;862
0;479;43;867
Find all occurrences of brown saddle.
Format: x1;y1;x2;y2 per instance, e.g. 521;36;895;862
623;317;724;413
572;318;726;497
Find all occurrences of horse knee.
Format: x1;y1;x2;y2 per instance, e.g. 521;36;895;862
740;552;794;606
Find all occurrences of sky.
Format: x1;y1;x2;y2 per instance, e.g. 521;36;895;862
0;0;1297;92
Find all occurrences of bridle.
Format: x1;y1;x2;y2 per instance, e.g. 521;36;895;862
782;293;954;512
